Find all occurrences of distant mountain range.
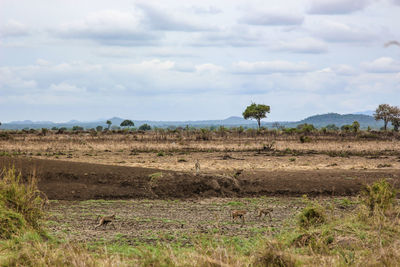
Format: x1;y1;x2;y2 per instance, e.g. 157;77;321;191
0;113;384;130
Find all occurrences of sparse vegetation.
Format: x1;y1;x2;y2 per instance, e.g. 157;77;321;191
0;165;399;266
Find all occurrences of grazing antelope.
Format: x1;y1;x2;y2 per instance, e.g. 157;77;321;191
231;210;247;223
94;214;116;230
256;208;273;220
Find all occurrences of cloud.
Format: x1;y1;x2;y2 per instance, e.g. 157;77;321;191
240;12;304;26
49;82;86;93
232;60;311;74
361;57;400;73
195;63;224;74
36;59;51;66
137;3;213;31
52;10;160;46
391;0;400;5
189;5;222;14
308;0;371;14
0;20;30;37
0;67;37;91
108;59;175;73
314;21;376;43
272;38;328;54
318;64;358;76
192;26;265;47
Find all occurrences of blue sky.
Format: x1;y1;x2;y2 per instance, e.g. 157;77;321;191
0;0;400;122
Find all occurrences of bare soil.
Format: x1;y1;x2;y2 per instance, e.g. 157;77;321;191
1;156;399;200
46;197;315;244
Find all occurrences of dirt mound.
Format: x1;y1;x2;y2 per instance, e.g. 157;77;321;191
1;157;399;200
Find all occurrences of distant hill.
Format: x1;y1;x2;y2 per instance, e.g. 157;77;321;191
296;113;383;129
353;110;375;116
0;113;385;130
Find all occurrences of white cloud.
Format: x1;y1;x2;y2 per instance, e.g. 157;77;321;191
36;59;51;66
49;82;86;93
195;63;224;74
136;3;214;32
318;64;358;76
193;25;265;47
361;57;400;73
232;60;311;74
0;20;30;37
0;67;37;90
108;59;175;73
240;12;304;26
189;5;222;14
272;38;328;54
53;10;159;45
308;0;371;14
314;21;376;43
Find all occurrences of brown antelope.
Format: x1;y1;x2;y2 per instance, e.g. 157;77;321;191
94;214;116;230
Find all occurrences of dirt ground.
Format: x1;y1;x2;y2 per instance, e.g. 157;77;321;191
46;197;348;244
1;156;399;200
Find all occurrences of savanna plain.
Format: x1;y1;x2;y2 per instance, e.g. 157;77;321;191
1;129;400;266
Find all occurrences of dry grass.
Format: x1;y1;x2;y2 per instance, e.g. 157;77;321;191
1;133;400;154
1;133;400;173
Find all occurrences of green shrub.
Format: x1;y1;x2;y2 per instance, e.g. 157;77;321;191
298;205;326;229
361;179;396;215
0;168;45;230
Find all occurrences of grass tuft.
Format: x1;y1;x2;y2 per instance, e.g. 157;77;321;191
361;179;396;216
0;167;45;230
298;203;326;229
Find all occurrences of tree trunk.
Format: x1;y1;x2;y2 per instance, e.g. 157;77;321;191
257;119;261;129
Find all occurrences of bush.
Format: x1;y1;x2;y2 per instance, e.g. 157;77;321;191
138;124;151;131
361;179;396;215
253;241;296;267
0;168;45;230
298;204;326;229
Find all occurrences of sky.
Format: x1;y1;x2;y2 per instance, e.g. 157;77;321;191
0;0;400;123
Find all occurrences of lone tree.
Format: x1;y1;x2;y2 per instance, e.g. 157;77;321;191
120;119;134;128
106;120;112;130
243;103;270;129
352;121;360;133
374;104;399;130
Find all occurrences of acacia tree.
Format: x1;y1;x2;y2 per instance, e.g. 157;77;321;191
120;119;134;128
352;121;360;133
390;106;400;132
374;104;399;130
242;103;270;129
106;120;112;130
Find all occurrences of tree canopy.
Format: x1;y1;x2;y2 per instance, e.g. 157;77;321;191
374;104;400;130
242;103;270;129
138;124;151;131
106;120;112;130
120;119;134;128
